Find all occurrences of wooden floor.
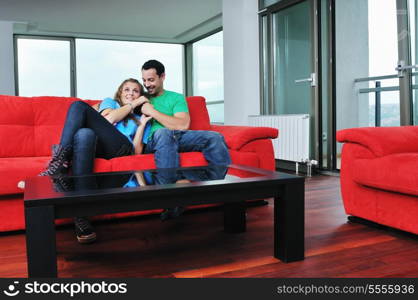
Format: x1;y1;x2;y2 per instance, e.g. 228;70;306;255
0;175;417;278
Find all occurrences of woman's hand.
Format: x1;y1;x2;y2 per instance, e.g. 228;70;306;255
134;172;147;186
132;95;149;108
139;114;152;126
132;115;152;155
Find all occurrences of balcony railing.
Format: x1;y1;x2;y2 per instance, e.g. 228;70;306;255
354;73;418;127
206;100;224;106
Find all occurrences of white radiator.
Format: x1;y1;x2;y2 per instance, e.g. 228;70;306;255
248;114;310;162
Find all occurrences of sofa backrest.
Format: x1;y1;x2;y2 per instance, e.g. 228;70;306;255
0;96;79;157
0;95;211;158
186;96;211;130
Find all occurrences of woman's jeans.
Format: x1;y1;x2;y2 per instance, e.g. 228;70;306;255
60;101;133;176
144;128;231;169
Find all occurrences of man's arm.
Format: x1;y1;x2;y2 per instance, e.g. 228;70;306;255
141;102;190;130
101;96;149;124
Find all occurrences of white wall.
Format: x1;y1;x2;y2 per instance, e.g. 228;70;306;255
223;0;260;125
0;21;15;95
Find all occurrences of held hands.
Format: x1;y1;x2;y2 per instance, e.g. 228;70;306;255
132;96;149;108
132;96;150;114
139;114;152;127
133;116;152;155
131;96;149;115
140;102;155;116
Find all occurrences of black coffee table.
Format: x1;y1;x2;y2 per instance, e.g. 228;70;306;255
23;164;305;278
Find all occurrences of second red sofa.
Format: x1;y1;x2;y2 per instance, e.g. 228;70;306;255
337;126;418;235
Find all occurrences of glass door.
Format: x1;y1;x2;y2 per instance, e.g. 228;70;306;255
335;0;410;169
271;0;319;161
409;0;418;124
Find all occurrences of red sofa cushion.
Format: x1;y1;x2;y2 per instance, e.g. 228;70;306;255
32;97;79;156
0;157;50;194
186;96;211;130
0;96;83;157
32;98;100;157
229;150;259;168
0;96;37;158
239;139;275;170
353;153;418;196
0;157;111;195
337;126;418;157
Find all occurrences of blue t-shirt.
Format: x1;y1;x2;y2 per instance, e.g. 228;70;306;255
99;97;151;144
123;172;153;188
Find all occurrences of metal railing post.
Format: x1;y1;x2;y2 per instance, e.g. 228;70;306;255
375;81;381;127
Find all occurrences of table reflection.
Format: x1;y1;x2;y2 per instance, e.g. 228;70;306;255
50;165;228;193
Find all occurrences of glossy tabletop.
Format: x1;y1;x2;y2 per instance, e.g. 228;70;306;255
24;164;302;208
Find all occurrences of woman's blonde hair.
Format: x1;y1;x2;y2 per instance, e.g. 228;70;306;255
113;78;143;125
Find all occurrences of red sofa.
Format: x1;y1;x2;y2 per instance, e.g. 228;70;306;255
337;126;418;235
0;95;278;232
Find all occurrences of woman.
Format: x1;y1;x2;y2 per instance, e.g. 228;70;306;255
38;78;152;244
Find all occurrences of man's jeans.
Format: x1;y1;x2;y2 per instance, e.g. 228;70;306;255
144;128;231;169
60;101;133;176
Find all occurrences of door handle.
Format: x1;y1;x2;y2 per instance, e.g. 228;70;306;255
396;61;418;77
295;73;317;87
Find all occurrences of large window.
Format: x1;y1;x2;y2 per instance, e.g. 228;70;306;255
192;31;224;123
366;0;399;127
16;37;184;100
76;39;184;100
17;37;72;97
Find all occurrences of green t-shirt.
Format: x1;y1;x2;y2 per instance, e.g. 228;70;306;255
148;90;189;140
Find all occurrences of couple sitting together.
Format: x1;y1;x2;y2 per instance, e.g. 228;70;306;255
37;59;231;244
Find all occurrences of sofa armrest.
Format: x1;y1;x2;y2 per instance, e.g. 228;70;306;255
210;125;278;151
337;126;418;157
352;153;418;196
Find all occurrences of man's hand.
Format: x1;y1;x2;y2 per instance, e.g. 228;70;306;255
141;102;155;116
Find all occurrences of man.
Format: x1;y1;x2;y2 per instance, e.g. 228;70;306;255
140;60;231;219
141;59;231;168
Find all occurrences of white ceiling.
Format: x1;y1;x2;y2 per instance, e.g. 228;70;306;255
0;0;223;43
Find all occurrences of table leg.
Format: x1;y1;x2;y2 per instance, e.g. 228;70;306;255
25;206;57;277
224;201;246;233
274;181;305;262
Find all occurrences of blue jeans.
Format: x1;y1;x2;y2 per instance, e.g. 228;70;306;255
60;101;133;176
144;128;231;169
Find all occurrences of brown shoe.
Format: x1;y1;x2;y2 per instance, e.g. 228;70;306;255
74;217;97;244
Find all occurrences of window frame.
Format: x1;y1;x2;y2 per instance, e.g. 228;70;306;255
184;28;224;124
184;28;223;98
14;35;76;97
73;37;184;99
14;35;188;98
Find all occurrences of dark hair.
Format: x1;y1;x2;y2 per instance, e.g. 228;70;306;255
142;60;165;76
